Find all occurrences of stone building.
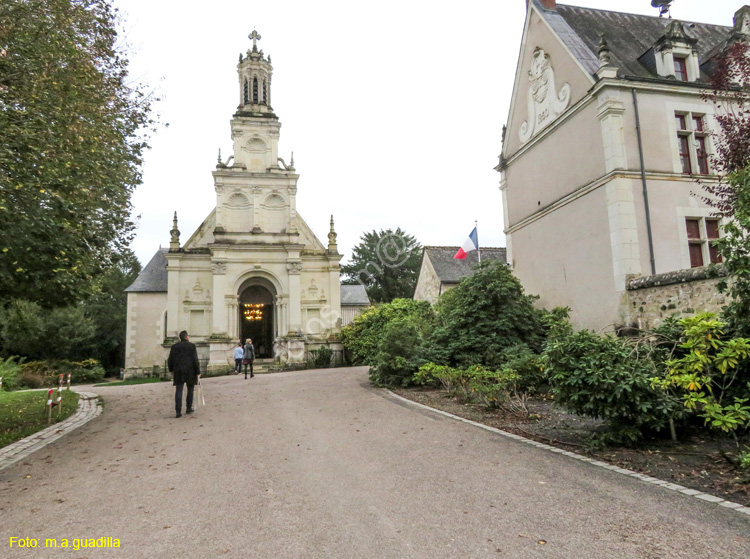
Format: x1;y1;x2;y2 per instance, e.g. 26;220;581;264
498;0;747;331
124;31;357;376
413;247;507;305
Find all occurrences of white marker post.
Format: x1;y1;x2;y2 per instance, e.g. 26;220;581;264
46;389;53;425
66;373;71;391
56;375;64;416
0;377;3;391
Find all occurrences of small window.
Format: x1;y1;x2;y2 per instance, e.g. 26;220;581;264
685;218;722;268
263;80;267;104
674;112;710;175
252;77;259;104
243;79;248;103
674;57;688;81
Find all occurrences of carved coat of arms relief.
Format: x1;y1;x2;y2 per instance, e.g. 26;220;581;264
519;47;571;144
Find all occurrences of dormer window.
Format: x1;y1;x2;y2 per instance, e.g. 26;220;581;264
674;56;688;81
647;20;701;82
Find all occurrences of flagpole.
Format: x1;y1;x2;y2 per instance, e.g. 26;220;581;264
476;220;480;263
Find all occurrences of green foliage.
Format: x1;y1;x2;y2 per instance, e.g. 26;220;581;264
308;346;334;369
714;169;750;338
341;228;422;303
497;344;544;393
0;0;155;306
82;249;141;373
0;299;96;360
20;359;105;385
0;356;24;391
738;447;750;470
342;299;436;386
654;314;750;439
543;311;679;444
414;362;519;409
430;261;546;368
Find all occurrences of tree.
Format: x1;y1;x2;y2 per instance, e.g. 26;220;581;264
429;260;546;368
83;248;141;373
0;0;155;307
341;228;421;303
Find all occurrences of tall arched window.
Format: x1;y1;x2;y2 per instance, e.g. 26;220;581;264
262;80;267;105
243;79;248;103
253;77;259;104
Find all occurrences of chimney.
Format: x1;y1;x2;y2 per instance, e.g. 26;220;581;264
527;0;557;9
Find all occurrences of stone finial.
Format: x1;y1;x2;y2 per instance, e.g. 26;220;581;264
290;151;295;171
598;33;611;67
217;148;222;165
596;32;618;79
328;215;338;254
170;212;180;251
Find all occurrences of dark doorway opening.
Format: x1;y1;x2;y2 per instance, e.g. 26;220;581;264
239;284;274;358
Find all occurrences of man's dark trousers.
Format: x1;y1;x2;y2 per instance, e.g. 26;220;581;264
175;382;195;414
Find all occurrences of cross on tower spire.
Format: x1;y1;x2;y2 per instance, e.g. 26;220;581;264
249;29;261;52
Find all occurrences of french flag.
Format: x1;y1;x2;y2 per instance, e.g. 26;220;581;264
454;227;478;259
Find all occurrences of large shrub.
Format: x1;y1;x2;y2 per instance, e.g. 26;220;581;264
0;300;96;360
429;261;546;368
543;312;680;445
341;299;436;386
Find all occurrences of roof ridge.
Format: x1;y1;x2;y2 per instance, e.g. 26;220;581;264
556;3;732;29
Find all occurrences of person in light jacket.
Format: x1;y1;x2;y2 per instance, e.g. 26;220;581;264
233;342;244;374
242;338;255;379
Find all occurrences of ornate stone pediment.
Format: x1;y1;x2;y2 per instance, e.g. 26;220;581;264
519;48;571;144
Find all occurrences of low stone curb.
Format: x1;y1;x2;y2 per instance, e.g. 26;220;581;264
0;391;102;473
386;389;750;518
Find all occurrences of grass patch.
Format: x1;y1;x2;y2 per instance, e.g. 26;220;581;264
0;390;80;449
94;377;167;387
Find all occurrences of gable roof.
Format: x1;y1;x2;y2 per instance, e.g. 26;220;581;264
340;284;370;306
125;249;168;293
423;246;507;284
547;4;732;81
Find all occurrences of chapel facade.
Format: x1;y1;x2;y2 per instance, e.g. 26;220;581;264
124;31;354;376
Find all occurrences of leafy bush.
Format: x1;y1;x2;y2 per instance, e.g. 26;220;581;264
653;314;750;441
543;311;679;445
0;356;24;391
342;299;436;386
308;346;334;369
0;299;96;360
429;261;546;368
415;362;520;409
20;359;105;385
497;344;544;393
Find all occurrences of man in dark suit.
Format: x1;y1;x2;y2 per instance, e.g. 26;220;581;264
167;330;201;418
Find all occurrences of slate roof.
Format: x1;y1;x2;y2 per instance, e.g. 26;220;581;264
125;249;168;293
542;3;733;80
424;246;507;284
340;284;370;306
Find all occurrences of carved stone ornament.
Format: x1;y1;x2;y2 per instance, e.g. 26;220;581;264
231;128;244;139
519;48;571;144
212;261;227;275
286;261;303;275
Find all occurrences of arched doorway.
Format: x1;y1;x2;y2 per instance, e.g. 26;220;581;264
239;281;275;358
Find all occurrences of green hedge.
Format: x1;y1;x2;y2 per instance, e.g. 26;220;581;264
19;359;105;387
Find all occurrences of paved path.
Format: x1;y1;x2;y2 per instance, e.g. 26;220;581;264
1;367;748;558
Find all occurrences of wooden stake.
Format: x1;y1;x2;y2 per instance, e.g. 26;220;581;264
46;389;53;425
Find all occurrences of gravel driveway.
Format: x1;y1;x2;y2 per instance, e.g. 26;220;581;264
1;367;748;558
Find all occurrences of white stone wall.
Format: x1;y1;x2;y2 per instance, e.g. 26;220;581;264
124;292;168;374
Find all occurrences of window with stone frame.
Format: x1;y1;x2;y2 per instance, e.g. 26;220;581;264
253;77;259;104
675;112;710;175
685;217;721;268
674;56;688;81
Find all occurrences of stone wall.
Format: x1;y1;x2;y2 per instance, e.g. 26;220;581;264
623;265;728;330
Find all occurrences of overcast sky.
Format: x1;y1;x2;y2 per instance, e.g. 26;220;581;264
115;0;739;267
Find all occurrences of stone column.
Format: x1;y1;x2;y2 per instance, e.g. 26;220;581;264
287;262;302;334
211;261;228;336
